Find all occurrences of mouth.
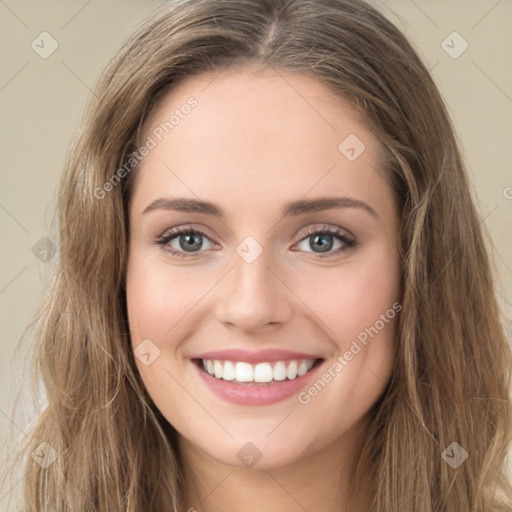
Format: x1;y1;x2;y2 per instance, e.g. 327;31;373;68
193;357;323;385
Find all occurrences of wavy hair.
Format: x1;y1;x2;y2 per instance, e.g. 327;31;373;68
8;0;512;510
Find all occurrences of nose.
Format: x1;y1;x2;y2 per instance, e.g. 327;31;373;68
214;249;293;334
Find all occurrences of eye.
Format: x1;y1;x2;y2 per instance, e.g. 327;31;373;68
155;227;217;258
294;225;356;258
154;224;356;259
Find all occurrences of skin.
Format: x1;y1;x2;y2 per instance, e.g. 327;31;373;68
126;63;401;512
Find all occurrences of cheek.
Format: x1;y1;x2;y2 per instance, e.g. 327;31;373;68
125;252;204;347
125;253;198;416
295;251;400;406
303;256;400;346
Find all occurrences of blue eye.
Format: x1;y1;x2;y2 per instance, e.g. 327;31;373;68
155;227;215;258
155;225;356;259
295;226;356;258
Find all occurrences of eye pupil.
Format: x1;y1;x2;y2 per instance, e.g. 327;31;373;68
310;233;333;253
180;233;202;252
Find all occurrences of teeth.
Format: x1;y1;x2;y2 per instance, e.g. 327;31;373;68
201;358;316;383
235;362;253;382
223;360;235;381
254;362;273;382
273;361;287;381
297;361;308;376
286;360;298;380
214;360;223;379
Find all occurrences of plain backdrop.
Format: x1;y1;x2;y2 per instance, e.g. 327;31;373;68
1;0;511;506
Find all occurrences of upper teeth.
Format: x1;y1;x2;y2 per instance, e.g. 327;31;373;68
202;359;316;383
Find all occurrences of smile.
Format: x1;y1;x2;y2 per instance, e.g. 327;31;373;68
199;358;317;384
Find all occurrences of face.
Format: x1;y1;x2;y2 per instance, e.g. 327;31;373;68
126;65;401;470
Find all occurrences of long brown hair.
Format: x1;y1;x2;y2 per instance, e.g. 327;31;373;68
8;0;512;509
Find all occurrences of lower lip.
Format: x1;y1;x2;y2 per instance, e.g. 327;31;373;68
193;360;323;406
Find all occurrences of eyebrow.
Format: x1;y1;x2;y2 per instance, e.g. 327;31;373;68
142;196;378;219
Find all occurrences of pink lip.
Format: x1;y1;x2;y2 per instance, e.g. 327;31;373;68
192;348;320;364
192;358;324;406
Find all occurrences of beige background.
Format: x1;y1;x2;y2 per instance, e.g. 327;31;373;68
1;0;511;506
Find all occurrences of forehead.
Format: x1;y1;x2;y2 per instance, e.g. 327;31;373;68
130;66;393;219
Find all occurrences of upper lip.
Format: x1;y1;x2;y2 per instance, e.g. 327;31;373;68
192;349;322;365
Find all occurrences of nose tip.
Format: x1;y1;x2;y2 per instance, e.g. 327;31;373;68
214;251;293;334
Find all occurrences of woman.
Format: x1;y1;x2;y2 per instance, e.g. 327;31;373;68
14;0;512;510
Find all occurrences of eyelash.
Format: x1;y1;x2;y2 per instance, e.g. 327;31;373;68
154;225;357;260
